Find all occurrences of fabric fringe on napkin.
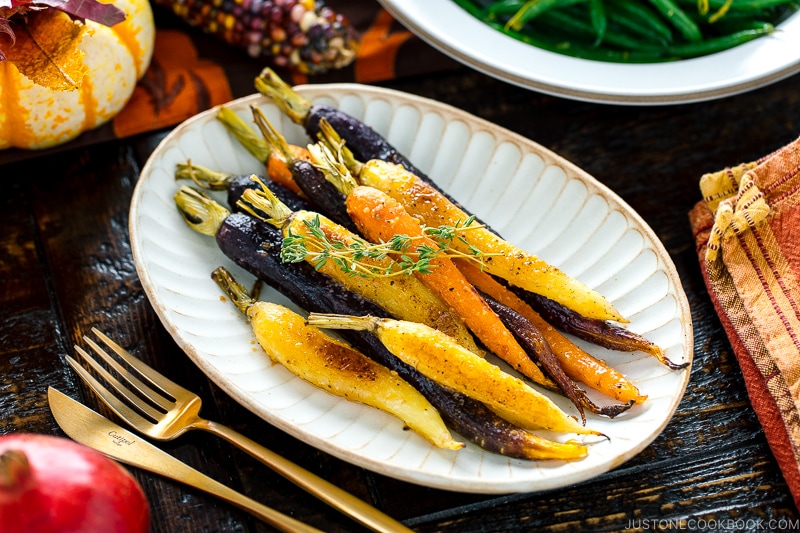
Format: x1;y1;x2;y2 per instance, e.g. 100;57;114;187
689;137;800;508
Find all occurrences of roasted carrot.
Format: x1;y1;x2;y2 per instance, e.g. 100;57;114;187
314;122;624;323
174;166;315;228
359;159;623;322
249;107;356;230
236;178;483;356
455;259;648;404
483;293;634;419
517;289;688;369
255;71;490;228
174;187;586;460
306;312;599;437
343;184;556;390
212;267;463;451
254;68;427;180
216;105;308;196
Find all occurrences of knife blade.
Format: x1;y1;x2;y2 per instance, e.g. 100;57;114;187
47;387;324;533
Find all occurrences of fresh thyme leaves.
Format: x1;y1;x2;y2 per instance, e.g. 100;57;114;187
427;215;485;257
280;214;491;278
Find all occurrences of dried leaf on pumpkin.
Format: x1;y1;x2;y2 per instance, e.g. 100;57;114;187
5;10;88;91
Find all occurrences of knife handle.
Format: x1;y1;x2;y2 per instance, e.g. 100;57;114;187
198;419;415;533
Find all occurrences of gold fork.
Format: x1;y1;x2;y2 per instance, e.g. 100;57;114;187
66;328;414;533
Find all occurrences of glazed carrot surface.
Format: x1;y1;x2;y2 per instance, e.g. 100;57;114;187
356;159;625;323
307;312;599;436
456;259;647;404
344;185;555;389
236;183;482;355
265;144;310;196
285;210;483;355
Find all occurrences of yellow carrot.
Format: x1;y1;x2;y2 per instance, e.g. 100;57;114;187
237;180;483;356
354;158;625;323
455;259;647;404
212;267;463;450
306;312;599;436
344;185;555;389
286;210;483;355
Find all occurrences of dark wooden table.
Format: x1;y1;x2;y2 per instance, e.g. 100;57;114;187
4;17;800;532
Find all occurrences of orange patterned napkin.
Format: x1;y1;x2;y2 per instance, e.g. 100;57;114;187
689;136;800;508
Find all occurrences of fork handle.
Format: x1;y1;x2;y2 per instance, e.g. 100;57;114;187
198;419;415;533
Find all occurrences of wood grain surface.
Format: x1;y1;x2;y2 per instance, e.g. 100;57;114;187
3;15;800;533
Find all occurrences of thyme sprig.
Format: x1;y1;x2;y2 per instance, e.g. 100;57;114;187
281;214;491;278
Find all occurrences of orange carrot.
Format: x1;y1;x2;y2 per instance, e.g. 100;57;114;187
264;144;309;196
345;185;555;389
237;180;482;356
250;106;310;196
316;121;622;322
455;259;647;404
355;159;624;322
215;105;309;196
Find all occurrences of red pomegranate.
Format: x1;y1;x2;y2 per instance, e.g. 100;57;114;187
0;433;150;533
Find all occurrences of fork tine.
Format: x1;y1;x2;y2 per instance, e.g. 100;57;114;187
85;336;171;409
74;345;166;421
65;354;158;431
82;335;173;411
92;328;189;400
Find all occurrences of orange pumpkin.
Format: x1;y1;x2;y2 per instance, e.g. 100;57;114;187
0;0;155;150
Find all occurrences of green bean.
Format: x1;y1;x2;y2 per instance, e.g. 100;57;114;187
452;0;488;17
697;15;777;36
465;0;510;9
499;19;668;60
541;7;666;50
466;0;590;25
686;6;786;22
665;21;774;56
484;0;530;16
454;0;794;63
590;0;609;44
605;7;672;45
645;0;704;41
606;0;674;42
506;0;586;28
676;0;797;11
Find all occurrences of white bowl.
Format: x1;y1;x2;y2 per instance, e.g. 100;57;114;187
379;0;800;105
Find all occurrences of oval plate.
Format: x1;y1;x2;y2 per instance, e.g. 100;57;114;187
378;0;800;105
130;86;693;494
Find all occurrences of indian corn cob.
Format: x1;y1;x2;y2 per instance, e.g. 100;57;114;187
153;0;358;74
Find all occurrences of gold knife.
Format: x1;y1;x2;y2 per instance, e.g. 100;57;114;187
47;387;324;533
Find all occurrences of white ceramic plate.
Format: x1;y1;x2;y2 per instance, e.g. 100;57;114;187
130;86;693;494
378;0;800;105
